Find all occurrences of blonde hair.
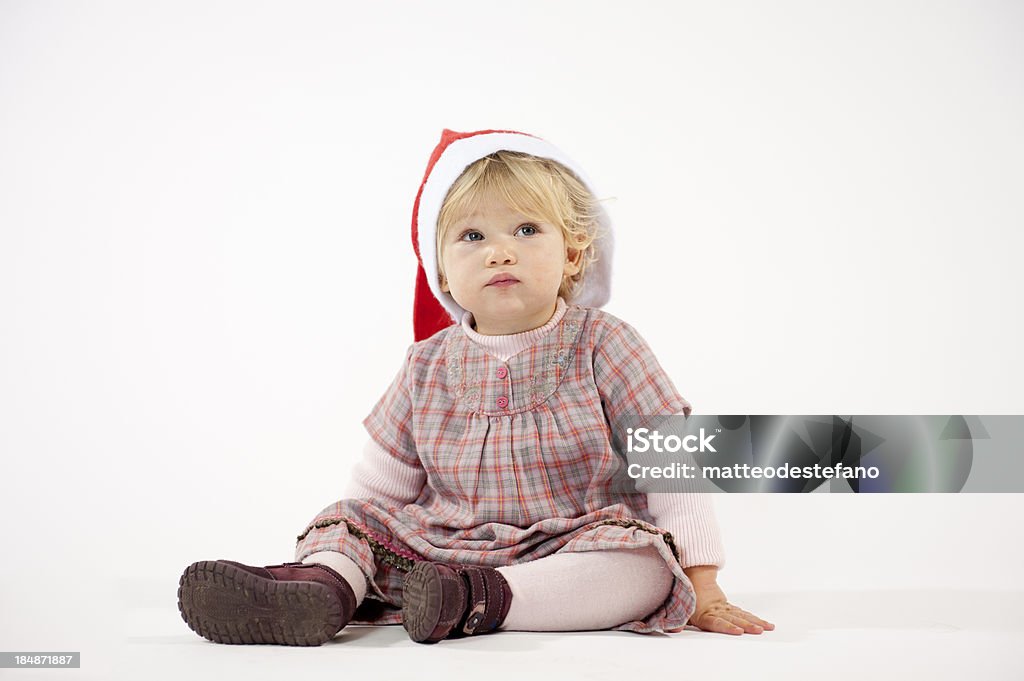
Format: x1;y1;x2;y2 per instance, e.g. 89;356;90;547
436;150;605;301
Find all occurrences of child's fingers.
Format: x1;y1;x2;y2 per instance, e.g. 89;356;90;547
704;615;744;635
735;607;775;630
728;614;764;634
698;605;773;635
715;609;764;634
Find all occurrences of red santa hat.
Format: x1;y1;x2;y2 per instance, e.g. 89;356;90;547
411;128;614;342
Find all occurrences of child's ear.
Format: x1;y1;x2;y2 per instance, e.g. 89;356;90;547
564;247;582;276
440;274;450;293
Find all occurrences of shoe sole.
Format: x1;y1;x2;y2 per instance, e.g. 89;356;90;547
401;561;443;643
177;560;345;646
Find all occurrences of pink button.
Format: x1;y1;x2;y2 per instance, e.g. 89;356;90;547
496;396;509;409
496;367;508;379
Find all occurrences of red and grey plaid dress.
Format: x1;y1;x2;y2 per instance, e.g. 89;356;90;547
294;304;697;633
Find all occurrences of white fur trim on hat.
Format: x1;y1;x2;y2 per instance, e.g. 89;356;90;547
416;132;614;324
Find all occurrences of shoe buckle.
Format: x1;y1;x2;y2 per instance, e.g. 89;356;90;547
462;602;487;635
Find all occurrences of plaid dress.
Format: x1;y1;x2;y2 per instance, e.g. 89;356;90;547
294;304;697;633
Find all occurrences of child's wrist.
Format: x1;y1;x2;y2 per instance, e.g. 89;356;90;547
683;564;719;586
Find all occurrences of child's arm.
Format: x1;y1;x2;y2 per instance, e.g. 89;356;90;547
353;345;428;506
647;492;725;569
649;491;777;635
345;438;427;507
591;318;775;635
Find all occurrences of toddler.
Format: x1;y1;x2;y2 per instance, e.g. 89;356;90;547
177;128;774;645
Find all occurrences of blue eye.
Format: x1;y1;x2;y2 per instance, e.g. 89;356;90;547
516;224;538;236
460;231;484;242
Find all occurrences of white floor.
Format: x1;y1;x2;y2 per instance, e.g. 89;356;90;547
6;495;1024;679
9;586;1022;680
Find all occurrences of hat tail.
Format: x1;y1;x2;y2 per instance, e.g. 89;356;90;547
414;264;453;342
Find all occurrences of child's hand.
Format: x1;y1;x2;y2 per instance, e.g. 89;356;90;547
682;565;775;635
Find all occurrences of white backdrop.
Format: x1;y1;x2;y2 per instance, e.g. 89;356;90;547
1;1;1022;677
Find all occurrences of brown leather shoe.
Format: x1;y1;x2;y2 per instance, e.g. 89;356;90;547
401;562;513;643
178;559;357;646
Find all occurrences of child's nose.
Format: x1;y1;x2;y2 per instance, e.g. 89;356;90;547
486;242;517;266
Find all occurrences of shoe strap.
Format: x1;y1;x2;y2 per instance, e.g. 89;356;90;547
459;567;512;635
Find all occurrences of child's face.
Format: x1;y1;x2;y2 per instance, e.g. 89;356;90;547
439;189;581;335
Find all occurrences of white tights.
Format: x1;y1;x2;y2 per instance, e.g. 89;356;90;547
302;545;674;632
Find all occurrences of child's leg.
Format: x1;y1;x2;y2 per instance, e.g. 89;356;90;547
302;551;368;604
496;546;674;631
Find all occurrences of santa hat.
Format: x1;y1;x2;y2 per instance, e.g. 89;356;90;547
411;128;614;342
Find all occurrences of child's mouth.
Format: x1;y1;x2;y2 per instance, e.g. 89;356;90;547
486;274;521;287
